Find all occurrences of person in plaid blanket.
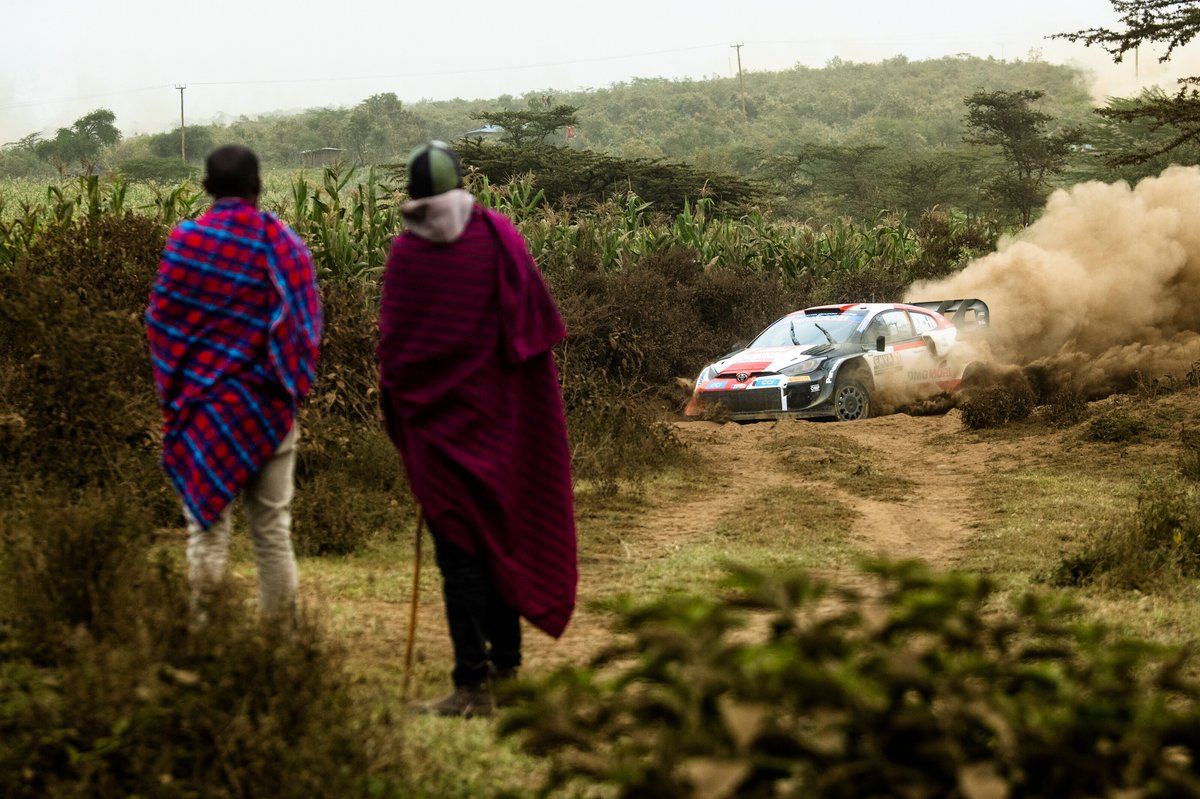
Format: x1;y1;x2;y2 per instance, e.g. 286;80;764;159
146;145;322;621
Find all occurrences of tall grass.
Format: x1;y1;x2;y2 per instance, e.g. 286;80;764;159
1;171;997;286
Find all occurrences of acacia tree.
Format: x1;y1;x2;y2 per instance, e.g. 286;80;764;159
1056;1;1200;164
963;90;1082;224
470;104;579;146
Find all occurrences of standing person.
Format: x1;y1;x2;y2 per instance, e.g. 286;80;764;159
146;144;322;621
378;141;577;718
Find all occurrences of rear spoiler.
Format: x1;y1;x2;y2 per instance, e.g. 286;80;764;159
910;298;989;331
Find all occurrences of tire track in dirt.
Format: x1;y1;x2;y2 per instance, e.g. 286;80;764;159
619;421;798;561
827;409;988;568
647;411;989;570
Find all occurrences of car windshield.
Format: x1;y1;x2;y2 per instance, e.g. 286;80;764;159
748;315;861;349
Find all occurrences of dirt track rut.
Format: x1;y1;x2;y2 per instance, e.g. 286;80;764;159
656;410;989;569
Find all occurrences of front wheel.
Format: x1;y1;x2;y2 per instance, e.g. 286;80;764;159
833;375;872;422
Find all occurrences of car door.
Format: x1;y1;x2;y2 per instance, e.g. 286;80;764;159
861;310;918;392
907;309;956;389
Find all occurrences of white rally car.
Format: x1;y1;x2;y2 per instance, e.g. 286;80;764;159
684;299;990;422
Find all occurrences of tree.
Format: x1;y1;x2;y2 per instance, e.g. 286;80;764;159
450;138;759;215
1078;88;1200;178
34;108;121;173
342;93;426;165
962;90;1082;224
1055;1;1200;64
470;104;579;147
149;126;215;162
766;143;887;218
1056;1;1200;165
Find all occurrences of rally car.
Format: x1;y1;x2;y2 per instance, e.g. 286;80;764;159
684;299;990;422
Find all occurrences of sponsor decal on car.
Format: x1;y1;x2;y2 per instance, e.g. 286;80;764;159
907;366;956;382
872;353;899;373
753;377;782;387
704;380;729;390
788;375;811;383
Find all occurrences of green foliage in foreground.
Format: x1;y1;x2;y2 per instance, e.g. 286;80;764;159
0;494;393;798
502;561;1200;798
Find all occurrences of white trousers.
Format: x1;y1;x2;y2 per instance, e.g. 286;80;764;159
184;425;299;620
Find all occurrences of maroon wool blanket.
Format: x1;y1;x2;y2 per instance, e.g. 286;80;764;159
378;206;577;638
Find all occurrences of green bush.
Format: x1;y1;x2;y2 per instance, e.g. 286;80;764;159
1084;409;1148;443
0;493;394;798
502;560;1200;798
1050;482;1200;590
0;490;175;664
117;156;197;183
0;219;173;520
293;414;411;555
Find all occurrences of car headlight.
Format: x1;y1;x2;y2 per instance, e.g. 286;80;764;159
779;357;824;376
695;364;717;387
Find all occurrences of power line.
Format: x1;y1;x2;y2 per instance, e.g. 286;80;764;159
0;43;729;112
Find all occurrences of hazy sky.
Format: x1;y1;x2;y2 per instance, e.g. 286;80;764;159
2;0;1198;145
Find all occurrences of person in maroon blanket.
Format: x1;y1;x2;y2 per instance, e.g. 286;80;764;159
377;141;578;718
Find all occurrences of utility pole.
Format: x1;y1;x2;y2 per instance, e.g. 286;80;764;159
175;84;187;162
731;43;746;119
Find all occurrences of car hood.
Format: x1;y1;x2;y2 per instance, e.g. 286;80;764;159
710;344;825;376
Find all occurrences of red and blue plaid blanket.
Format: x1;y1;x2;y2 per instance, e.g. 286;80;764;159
146;199;322;528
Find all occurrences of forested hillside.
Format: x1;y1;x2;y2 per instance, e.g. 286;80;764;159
6;55;1089;171
7;54;1198;222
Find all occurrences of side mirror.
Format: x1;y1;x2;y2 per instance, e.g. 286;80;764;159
876;335;886;352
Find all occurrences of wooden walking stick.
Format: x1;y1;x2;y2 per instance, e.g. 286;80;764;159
402;507;425;701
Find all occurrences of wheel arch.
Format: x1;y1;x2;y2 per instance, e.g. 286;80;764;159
830;355;875;391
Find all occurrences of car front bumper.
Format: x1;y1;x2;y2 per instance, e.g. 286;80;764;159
694;372;837;420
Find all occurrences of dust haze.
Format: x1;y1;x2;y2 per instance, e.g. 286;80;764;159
907;165;1200;398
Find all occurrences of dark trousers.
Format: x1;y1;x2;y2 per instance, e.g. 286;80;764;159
430;526;522;687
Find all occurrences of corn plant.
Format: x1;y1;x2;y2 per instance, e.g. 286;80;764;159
285;166;399;281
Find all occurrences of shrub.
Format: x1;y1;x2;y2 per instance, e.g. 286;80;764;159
1036;387;1090;428
0;492;394;798
563;372;686;494
958;363;1036;429
0;490;180;665
292;414;412;555
117;156;196;183
0;223;172;520
1050;482;1200;590
1084;409;1148;443
501;560;1200;798
1180;426;1200;481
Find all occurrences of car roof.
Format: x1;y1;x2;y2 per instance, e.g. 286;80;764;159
796;302;942;318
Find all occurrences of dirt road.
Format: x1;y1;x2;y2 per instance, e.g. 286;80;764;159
656;412;989;567
342;408;1020;685
522;409;1004;671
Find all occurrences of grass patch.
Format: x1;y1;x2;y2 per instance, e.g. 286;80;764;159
768;430;917;502
1049;478;1200;592
959;467;1141;580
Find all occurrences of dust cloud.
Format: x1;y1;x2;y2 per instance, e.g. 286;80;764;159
906;165;1200;399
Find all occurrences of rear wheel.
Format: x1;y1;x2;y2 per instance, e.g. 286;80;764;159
833;374;872;422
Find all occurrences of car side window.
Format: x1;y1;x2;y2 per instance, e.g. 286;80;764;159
862;311;914;349
863;317;887;349
911;312;937;334
882;310;915;345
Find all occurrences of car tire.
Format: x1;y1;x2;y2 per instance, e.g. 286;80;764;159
833;373;872;422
